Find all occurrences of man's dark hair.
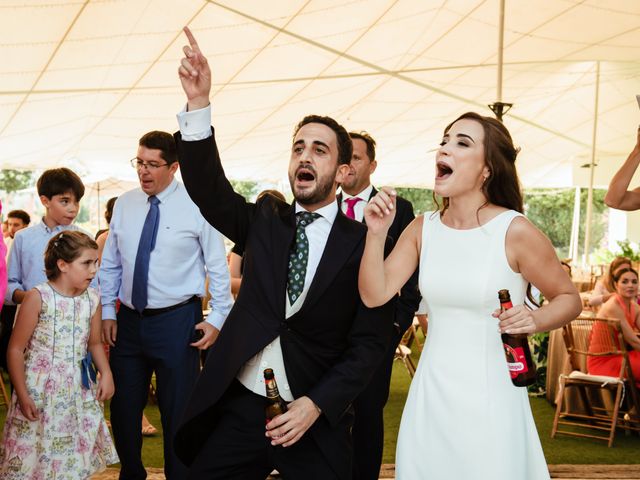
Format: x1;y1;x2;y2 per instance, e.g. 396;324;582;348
7;209;30;226
349;131;376;162
293;115;352;166
139;130;178;164
37;168;85;201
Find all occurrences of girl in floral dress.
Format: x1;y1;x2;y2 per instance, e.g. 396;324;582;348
0;231;118;479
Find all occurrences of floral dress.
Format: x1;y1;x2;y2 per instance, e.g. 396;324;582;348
0;283;118;479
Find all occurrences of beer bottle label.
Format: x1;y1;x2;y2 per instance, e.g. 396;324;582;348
503;343;528;378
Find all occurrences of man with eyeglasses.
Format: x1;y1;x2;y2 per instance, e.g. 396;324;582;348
99;130;233;480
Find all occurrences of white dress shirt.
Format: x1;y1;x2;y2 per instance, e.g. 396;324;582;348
177;104;337;399
340;184;373;223
99;178;233;329
236;202;337;401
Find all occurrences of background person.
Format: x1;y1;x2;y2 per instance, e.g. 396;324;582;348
589;267;640;384
587;256;632;308
99;130;232;480
338;130;420;480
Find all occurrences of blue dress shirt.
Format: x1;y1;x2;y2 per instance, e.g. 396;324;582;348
99;179;232;329
5;221;89;304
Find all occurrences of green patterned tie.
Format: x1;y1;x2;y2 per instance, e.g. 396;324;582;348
287;211;321;304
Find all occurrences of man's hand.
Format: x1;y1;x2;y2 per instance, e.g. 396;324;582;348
102;319;117;347
265;396;321;447
190;321;220;350
179;26;211;111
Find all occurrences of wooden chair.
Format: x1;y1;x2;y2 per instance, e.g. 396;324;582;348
551;315;640;447
0;367;10;409
394;325;418;378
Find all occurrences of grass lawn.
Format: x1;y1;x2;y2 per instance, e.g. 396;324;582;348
2;349;640;469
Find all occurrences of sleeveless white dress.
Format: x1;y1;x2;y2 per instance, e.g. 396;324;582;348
395;211;549;480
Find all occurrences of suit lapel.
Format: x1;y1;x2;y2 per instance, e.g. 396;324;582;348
363;186;378;226
273;203;296;319
295;213;363;315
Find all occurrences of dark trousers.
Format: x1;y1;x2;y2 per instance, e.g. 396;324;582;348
188;380;339;480
110;300;201;480
0;305;17;371
352;319;409;480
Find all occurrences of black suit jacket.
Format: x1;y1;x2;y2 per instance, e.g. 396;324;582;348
338;189;420;332
174;129;394;479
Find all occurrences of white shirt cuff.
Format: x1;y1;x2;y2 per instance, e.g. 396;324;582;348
206;310;226;330
176;104;212;141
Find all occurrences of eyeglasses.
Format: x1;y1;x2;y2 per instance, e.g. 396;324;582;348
130;158;170;171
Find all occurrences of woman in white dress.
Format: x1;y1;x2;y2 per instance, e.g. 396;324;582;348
359;112;582;479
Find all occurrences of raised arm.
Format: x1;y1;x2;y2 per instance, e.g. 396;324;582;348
176;27;255;244
178;26;211;112
605;126;640;211
499;217;582;334
359;188;421;307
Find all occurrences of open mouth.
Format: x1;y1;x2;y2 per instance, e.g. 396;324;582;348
436;161;453;180
296;168;316;183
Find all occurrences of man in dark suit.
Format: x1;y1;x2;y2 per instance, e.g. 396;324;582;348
338;131;421;480
173;27;394;480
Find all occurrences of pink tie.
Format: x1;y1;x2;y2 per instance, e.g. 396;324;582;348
344;197;363;220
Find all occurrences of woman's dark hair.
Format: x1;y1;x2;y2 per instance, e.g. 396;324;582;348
605;256;632;292
44;231;98;280
105;197;118;225
612;266;638;286
256;189;286;203
433;112;523;215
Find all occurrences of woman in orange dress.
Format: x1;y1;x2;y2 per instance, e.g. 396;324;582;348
588;267;640;383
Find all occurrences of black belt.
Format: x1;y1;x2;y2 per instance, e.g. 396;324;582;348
125;295;199;317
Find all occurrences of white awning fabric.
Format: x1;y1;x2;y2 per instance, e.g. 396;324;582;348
1;1;639;189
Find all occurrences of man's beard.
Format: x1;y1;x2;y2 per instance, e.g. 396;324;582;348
289;169;337;206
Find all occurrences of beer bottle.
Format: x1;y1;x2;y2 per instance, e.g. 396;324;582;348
498;289;537;387
264;368;288;422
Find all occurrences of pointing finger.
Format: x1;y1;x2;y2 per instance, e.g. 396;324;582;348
183;26;201;54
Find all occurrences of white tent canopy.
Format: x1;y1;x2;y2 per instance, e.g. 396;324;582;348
1;0;639;189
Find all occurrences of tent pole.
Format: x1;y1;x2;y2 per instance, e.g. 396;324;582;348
97;182;101;230
570;186;581;264
489;0;512;121
497;0;504;103
583;61;600;266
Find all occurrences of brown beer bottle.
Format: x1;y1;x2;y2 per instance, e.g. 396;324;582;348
264;368;288;422
498;289;537;387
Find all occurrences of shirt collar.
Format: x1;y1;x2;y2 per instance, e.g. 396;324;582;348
38;217;67;234
341;183;373;202
149;178;178;204
295;200;339;226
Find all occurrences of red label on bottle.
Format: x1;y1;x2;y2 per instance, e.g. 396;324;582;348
503;343;529;379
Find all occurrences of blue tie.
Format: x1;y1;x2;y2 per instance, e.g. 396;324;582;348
131;195;160;312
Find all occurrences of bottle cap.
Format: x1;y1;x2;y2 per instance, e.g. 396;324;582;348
498;289;511;303
263;368;275;379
